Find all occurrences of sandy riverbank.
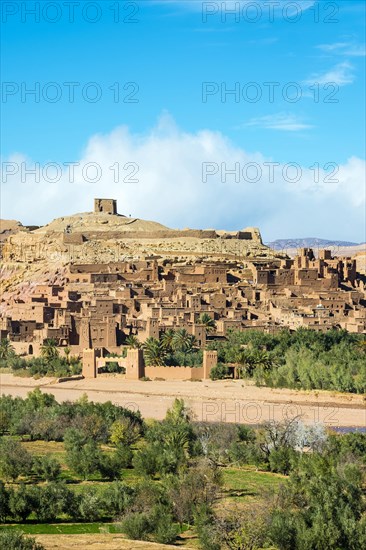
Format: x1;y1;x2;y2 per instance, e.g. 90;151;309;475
0;373;365;428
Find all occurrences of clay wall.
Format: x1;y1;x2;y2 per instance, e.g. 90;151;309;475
144;366;204;380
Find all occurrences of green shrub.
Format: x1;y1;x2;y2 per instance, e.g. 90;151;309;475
103;482;135;518
121;512;153;540
210;363;229;380
269;446;297;475
153;513;179;544
0;439;33;481
78;487;103;521
0;530;45;550
7;484;34;521
104;361;124;374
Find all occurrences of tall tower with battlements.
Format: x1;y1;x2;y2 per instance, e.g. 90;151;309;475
94;198;117;215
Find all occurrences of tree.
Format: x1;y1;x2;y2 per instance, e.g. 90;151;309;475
210;363;229;380
125;335;141;349
67;441;102;480
98;450;132;480
8;483;34;521
40;339;59;360
160;399;194;461
161;329;175;352
136;399;195;477
0;439;33;481
0;531;45;550
256;417;302;461
0;339;15;360
26;387;57;411
78;487;103;521
198;313;217;334
269;446;296;475
64;428;102;479
166;459;222;526
143;337;167;366
63;346;71;364
237;349;274;379
151;504;179;544
103;481;135;517
133;444;159;478
171;329;196;354
165;397;191;424
194;504;221;550
215;503;273;550
269;455;366;549
194;422;238;466
120;512;153;540
0;480;9;521
33;455;61;481
109;417;141;447
32;482;75;522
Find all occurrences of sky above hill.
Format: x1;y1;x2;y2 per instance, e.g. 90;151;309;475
1;0;365;241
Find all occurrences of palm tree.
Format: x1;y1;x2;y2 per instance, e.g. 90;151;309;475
171;329;197;354
161;329;175;352
64;346;71;364
164;399;192;456
237;349;273;378
164;426;191;456
166;398;191;423
0;339;15;360
143;337;167;366
40;339;59;360
236;349;257;378
197;313;216;334
125;335;141;349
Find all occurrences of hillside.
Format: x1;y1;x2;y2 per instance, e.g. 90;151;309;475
0;202;274;307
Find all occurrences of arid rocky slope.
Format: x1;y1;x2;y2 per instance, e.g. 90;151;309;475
0;208;276;308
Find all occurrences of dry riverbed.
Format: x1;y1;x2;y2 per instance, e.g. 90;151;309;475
1;373;365;428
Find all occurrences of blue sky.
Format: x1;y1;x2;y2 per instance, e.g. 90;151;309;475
1;0;365;241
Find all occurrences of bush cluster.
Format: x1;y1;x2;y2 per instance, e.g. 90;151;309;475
1;391;366;548
209;328;366;393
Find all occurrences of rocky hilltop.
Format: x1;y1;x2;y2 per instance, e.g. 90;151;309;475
1;203;272;265
0;200;278;307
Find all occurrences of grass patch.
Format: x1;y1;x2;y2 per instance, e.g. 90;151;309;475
0;523;118;535
222;468;286;502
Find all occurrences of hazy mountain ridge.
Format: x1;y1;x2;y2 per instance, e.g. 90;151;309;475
267;238;360;250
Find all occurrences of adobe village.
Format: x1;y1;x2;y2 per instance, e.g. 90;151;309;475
1;198;365;379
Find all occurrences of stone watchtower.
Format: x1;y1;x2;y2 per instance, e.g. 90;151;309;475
82;348;97;378
125;348;145;380
94;198;117;215
203;350;218;380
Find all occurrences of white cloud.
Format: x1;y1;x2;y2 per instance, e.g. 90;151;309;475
1;115;365;242
245;113;313;132
317;42;366;57
303;62;355;86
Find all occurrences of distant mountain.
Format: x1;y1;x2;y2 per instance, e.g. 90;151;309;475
267;238;360;250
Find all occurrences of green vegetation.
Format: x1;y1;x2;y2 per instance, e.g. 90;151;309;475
143;328;202;367
0;338;82;377
197;313;216;333
2;327;365;393
0;530;45;549
0;523;116;534
0;390;365;548
208;328;366;393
